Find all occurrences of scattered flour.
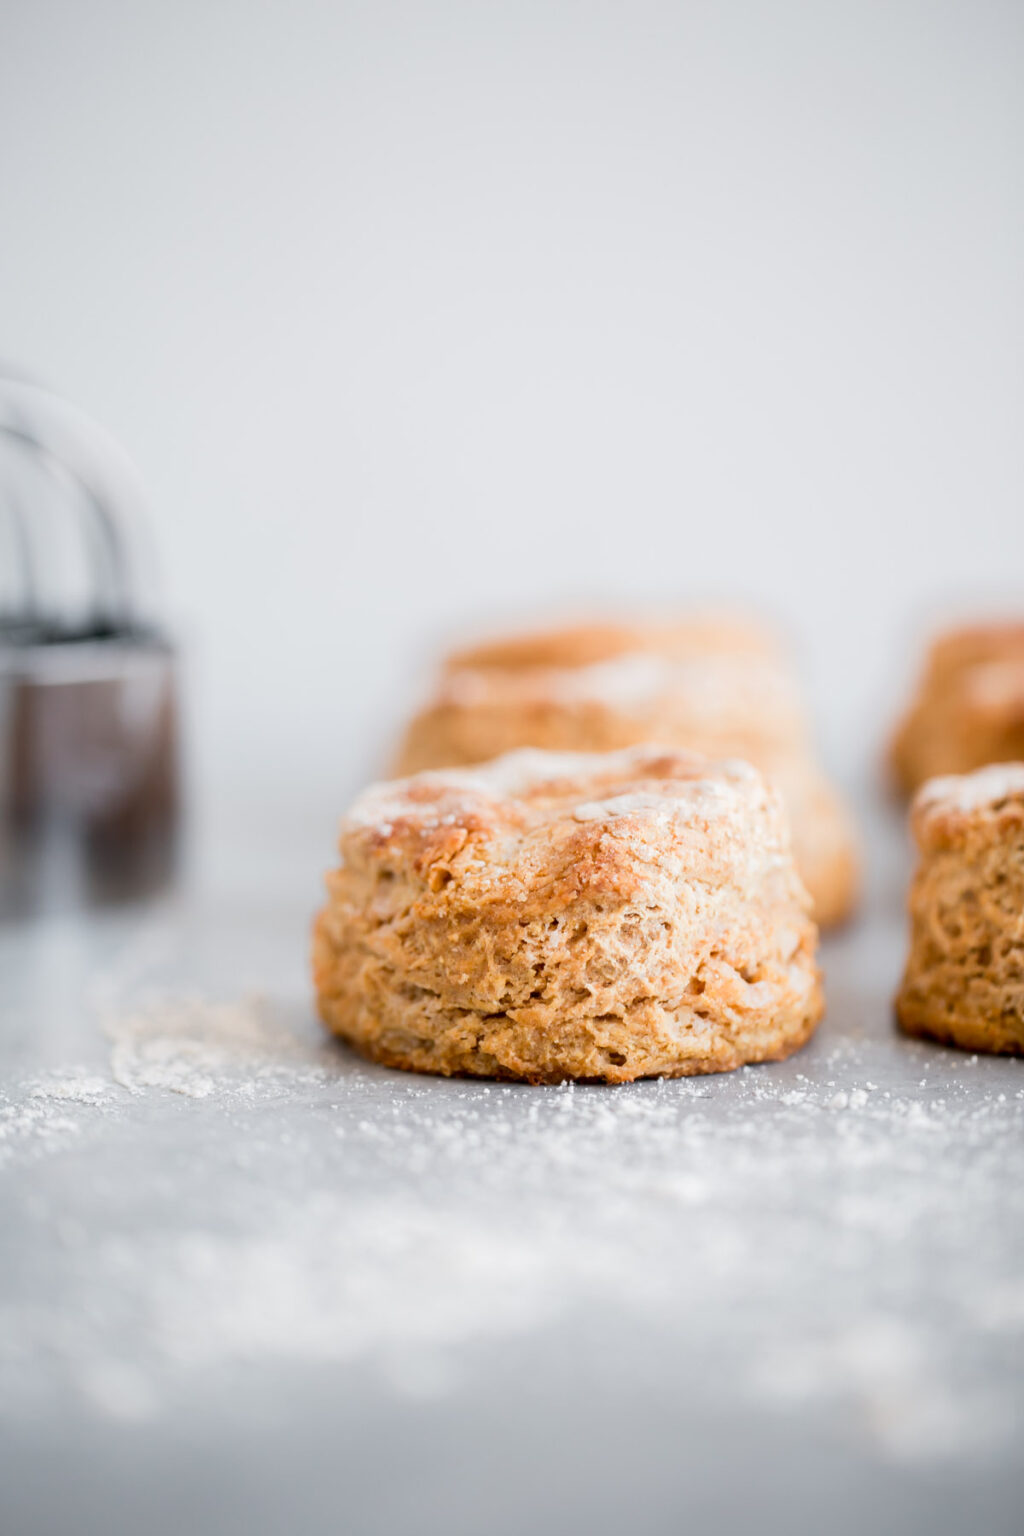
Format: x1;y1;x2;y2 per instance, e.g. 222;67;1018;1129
0;962;1022;1469
0;1070;118;1166
104;993;329;1100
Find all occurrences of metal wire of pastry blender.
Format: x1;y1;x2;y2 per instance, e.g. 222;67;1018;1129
0;374;180;915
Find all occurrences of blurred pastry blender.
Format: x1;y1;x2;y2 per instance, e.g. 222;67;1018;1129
0;376;181;913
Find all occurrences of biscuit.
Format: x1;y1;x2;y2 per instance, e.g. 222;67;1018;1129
313;746;824;1083
395;620;859;928
889;622;1024;795
397;652;811;775
895;763;1024;1055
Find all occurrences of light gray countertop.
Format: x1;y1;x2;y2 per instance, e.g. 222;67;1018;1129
2;789;1022;1536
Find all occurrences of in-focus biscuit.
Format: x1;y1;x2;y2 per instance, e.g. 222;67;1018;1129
314;746;824;1083
896;763;1024;1055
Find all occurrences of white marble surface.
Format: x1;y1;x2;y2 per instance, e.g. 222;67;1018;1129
1;789;1023;1536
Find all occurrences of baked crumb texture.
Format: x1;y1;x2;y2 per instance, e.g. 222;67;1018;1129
896;763;1024;1055
889;622;1024;795
314;746;824;1083
395;617;859;927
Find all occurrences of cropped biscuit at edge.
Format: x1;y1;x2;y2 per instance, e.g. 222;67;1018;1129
313;746;824;1084
896;763;1024;1055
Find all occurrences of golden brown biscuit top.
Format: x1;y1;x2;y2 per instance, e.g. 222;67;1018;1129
436;650;805;729
926;621;1024;680
339;746;796;902
444;615;781;673
912;762;1024;848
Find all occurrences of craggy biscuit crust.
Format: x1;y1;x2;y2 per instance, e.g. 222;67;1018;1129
896;764;1024;1055
314;747;824;1083
889;623;1024;795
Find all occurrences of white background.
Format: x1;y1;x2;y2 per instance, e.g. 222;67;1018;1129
2;0;1022;810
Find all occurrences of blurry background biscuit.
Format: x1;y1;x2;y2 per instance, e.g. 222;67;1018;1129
889;622;1024;795
396;616;860;928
